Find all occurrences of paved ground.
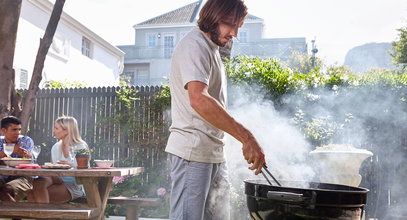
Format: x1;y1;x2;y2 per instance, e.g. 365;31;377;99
0;217;167;220
107;217;167;220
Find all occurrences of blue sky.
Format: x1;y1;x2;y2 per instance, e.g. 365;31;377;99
63;0;407;65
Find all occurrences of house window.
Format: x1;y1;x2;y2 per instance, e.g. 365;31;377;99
51;36;70;59
19;69;28;89
135;69;150;85
122;72;134;85
147;34;157;47
238;31;248;43
123;69;150;86
164;35;175;59
81;37;92;58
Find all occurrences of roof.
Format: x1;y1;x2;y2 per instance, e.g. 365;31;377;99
31;0;124;57
135;0;263;27
137;1;202;26
246;14;262;21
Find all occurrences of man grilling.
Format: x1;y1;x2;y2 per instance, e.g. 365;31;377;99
165;0;266;219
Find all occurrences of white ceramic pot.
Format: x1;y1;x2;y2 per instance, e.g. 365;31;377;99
309;148;373;186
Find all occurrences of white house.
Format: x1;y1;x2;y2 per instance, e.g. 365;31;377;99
13;0;125;89
118;0;307;86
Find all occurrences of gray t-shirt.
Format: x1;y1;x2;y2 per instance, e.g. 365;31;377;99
165;27;227;163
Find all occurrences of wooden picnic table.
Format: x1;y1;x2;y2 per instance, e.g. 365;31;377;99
0;166;144;220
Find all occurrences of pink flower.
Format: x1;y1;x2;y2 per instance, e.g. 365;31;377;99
156;187;166;197
112;175;130;184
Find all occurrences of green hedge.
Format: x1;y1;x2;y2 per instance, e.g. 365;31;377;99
226;56;407;146
226;56;407;100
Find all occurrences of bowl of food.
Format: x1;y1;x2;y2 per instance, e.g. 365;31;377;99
94;160;114;168
1;157;32;167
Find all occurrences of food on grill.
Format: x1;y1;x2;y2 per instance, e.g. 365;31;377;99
315;144;356;151
315;144;371;153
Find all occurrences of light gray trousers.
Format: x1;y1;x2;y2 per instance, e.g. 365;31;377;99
169;154;230;220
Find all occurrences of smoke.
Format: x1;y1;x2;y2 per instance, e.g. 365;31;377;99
224;84;316;214
206;163;231;220
224;82;407;219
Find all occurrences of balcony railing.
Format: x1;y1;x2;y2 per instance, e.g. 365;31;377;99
118;45;173;60
232;39;307;59
119;39;307;61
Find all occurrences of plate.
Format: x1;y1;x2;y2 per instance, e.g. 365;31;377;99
42;166;72;169
42;165;72;169
92;167;114;169
1;159;32;167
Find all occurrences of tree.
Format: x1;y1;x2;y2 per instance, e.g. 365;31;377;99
0;0;65;132
391;27;407;68
0;0;22;119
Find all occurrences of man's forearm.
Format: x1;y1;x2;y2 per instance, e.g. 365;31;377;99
190;92;253;144
187;81;266;174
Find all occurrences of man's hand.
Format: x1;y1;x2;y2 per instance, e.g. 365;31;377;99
242;137;266;175
13;143;31;158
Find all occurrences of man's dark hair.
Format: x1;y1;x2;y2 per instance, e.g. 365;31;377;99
198;0;247;33
1;116;22;129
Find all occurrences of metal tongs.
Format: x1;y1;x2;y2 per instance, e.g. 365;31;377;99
261;165;282;186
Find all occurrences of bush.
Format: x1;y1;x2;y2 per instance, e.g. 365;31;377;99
105;170;170;218
226;55;407;146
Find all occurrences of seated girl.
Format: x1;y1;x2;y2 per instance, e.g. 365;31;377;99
27;116;90;203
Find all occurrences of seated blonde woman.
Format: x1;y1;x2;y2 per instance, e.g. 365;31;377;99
27;116;90;203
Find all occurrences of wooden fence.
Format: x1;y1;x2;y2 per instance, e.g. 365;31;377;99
359;120;407;220
26;86;170;182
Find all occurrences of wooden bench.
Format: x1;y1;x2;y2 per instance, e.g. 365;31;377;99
74;196;162;220
0;167;145;220
0;201;98;219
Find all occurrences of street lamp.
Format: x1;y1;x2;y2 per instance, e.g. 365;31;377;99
311;39;318;68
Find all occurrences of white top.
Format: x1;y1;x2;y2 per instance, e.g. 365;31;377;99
50;142;88;183
165;27;227;163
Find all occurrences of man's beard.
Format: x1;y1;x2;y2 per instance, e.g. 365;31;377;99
209;28;226;47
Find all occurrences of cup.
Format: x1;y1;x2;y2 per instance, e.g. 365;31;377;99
3;143;14;157
3;143;15;167
32;145;41;163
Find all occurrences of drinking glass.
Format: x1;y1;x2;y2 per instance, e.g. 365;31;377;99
3;143;15;167
3;143;14;157
32;145;41;164
69;147;76;167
